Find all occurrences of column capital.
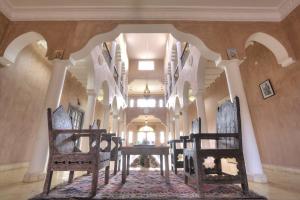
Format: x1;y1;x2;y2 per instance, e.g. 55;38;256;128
52;59;71;68
217;59;242;70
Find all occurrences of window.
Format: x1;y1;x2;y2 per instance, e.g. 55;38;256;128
137;98;156;108
137;126;155;145
160;131;165;144
128;131;133;144
159;99;164;107
138;60;154;70
129;99;135;107
121;131;125;139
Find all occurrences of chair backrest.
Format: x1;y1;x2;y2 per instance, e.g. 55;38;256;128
48;106;75;154
90;120;111;152
216;96;241;148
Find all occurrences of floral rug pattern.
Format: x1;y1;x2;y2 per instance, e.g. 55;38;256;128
32;170;266;199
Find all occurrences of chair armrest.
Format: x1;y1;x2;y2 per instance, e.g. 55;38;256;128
191;133;239;140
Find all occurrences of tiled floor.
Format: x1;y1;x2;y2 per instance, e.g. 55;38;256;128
0;167;299;200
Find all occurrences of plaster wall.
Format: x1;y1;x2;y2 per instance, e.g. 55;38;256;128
0;45;52;165
203;43;300;169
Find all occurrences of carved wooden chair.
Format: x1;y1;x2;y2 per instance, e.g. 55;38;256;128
89;121;111;184
110;133;122;175
183;97;249;197
168;136;189;174
43;106;110;197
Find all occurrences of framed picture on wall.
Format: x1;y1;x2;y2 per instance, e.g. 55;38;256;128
226;48;238;60
259;79;275;99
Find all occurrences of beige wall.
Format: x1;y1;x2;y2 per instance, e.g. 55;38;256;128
240;43;300;168
0;45;52;165
0;12;9;46
203;43;300;169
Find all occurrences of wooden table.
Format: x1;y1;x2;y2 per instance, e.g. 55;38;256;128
121;145;170;184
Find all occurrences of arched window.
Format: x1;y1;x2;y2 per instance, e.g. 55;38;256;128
129;99;135;107
159;99;164;107
137;125;155;145
128;131;133;144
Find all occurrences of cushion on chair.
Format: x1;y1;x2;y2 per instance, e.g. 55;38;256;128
52;106;75;154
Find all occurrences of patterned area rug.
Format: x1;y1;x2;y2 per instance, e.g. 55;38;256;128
32;170;266;200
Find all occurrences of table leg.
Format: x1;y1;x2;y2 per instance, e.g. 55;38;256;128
164;154;170;183
160;154;163;176
126;154;130;175
122;153;126;184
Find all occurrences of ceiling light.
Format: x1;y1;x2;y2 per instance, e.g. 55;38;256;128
144;83;151;98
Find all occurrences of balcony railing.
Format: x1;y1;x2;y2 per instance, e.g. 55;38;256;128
180;43;190;68
173;66;179;84
102;42;112;67
113;65;119;83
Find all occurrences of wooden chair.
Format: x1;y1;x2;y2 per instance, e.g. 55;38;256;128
89;121;111;184
183;97;249;197
43;106;110;197
110;133;122;175
168;136;189;174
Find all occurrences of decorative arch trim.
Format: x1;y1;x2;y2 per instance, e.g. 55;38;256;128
245;32;294;67
1;31;47;65
70;24;221;66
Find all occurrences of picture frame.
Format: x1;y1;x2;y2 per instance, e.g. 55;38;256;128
226;48;238;60
259;79;275;99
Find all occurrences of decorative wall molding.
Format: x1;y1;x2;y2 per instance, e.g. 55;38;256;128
0;0;299;22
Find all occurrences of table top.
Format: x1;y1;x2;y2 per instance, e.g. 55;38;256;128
121;145;169;155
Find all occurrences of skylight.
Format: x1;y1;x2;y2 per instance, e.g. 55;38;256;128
138;60;154;70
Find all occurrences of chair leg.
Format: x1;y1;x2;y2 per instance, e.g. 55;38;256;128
91;170;98;197
118;159;121;172
68;171;74;184
174;165;178;175
113;160;118;175
105;165;110;184
43;170;53;194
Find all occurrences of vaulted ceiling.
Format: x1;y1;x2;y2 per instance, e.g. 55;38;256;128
1;0;299;21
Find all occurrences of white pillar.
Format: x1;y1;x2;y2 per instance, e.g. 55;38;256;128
222;59;267;183
176;41;182;68
195;90;208;132
81;89;97;152
23;59;68;182
112;114;119;135
182;107;189;136
174;114;180;139
101;104;110;130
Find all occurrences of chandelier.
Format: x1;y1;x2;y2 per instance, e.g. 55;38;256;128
144;83;151;98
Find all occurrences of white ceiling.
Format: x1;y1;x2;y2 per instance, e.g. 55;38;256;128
128;79;164;95
1;0;299;21
125;33;168;59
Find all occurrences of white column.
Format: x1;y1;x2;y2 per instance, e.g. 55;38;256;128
182;107;189;136
222;59;267;183
23;59;68;182
176;41;182;68
195;90;208;132
81;89;97;152
174;114;180;139
101;104;110;130
112;114;119;135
